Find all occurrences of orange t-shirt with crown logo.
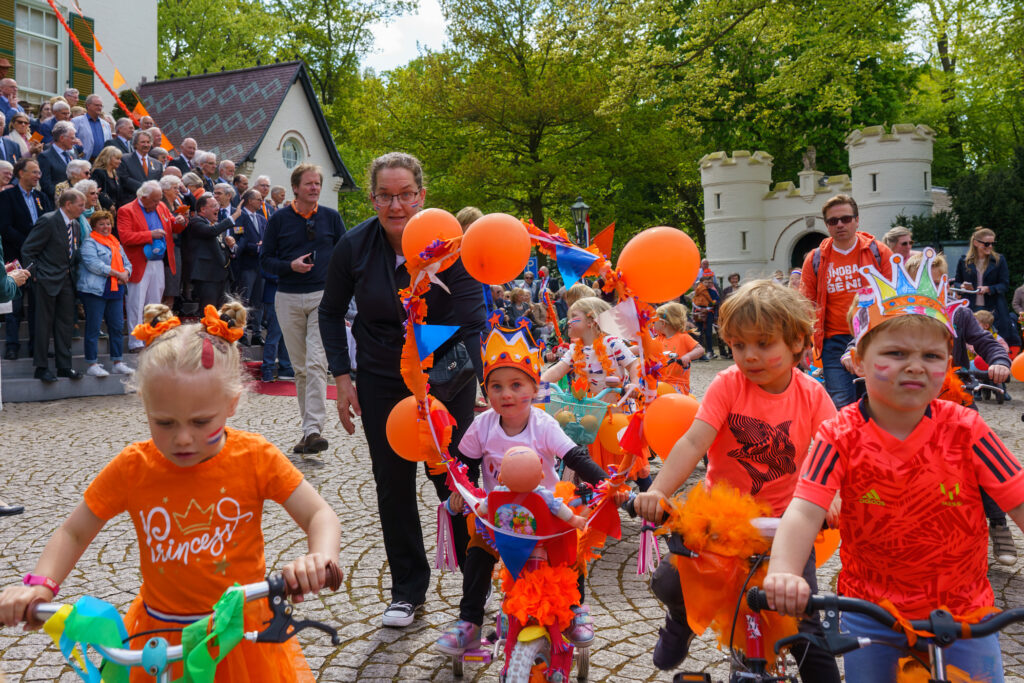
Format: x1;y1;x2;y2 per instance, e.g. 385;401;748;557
84;428;304;616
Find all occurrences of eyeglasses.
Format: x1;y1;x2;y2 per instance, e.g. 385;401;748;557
976;239;995;247
305;217;316;240
372;191;419;208
824;214;857;227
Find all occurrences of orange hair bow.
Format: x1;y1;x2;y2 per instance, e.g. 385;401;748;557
131;317;181;346
201;305;244;343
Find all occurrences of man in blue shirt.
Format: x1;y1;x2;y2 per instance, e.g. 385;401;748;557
0;78;24;130
72;95;111;162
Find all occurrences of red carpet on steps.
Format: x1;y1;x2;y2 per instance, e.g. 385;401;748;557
245;362;337;399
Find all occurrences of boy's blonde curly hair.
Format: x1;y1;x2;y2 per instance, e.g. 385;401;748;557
718;280;813;360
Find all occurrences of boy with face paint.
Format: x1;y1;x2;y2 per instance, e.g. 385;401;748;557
765;249;1024;682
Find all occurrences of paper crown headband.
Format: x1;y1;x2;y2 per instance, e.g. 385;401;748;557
483;324;542;383
851;247;966;344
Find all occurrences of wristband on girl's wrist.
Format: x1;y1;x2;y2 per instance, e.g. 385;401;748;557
22;573;59;596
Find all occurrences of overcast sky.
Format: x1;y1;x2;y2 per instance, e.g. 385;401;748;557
364;0;447;74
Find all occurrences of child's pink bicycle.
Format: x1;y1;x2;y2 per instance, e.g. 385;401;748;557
13;563;342;682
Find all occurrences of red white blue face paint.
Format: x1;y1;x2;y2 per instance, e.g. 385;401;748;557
206;426;224;445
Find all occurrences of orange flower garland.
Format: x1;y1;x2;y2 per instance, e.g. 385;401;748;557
570;335;617;398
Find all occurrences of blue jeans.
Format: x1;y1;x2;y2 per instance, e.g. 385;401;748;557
822;334;858;408
841;611;1003;682
81;292;124;362
261;303;291;375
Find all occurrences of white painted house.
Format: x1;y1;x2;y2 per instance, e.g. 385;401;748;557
700;123;937;279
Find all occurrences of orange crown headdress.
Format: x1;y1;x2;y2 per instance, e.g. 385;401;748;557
852;247;966;345
483;324;542;384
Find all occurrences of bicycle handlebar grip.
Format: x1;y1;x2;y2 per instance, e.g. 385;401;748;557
747;588;771;612
25;597;48;630
622;494;637;518
324;559;343;592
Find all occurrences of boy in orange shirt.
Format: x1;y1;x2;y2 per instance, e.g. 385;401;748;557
765;249;1024;682
635;281;839;681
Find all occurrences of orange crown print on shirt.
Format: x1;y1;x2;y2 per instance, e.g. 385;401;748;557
173;499;215;535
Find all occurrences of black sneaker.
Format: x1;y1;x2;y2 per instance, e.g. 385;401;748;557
382;601;422;627
652;614;693;671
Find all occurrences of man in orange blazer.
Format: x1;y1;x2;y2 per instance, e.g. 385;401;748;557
117;180;186;352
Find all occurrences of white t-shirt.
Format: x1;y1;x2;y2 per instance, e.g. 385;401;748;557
558;335;637;394
459;407;576;492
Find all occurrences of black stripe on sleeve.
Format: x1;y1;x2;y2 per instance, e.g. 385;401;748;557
973;445;1008;484
984;433;1023;475
819;448;841;486
807;441;828;481
980;435;1022;480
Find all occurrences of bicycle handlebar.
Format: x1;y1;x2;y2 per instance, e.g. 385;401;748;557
26;561;343;670
747;588;1024;650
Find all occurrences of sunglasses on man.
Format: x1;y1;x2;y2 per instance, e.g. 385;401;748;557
824;214;857;227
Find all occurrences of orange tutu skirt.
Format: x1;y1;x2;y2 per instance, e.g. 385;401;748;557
122;595;315;682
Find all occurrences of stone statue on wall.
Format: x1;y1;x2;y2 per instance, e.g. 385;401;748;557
802;145;816;171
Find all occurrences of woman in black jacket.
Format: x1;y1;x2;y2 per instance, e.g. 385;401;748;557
953;226;1021;347
318;152;486;627
91;146;124;212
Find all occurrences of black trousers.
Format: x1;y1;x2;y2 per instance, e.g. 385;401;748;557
357;371;478;605
651;552;840;682
191;279;226;313
5;280;34;353
33;276;74;370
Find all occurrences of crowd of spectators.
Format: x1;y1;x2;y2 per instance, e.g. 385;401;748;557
0;80;300;389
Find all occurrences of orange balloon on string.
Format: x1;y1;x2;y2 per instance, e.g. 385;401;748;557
617;227;700;303
401;208;463;272
460;213;531;285
643;393;699;457
386;395;449;462
597;412;630;455
1011;353;1024;382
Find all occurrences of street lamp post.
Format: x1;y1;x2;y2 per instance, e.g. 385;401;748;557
570;196;590;246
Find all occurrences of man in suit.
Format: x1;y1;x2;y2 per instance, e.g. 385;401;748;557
234;189;267;344
71;95;112;162
20;189;86;382
0;158;52;359
102;117;134;156
37;100;71;144
0;78;24;129
231;174;248;208
168;137;197;174
253;175;275;219
197;152;217;193
38;121;79;202
0;113;20;163
216;160;235;186
117;130;163;198
189;193;236;310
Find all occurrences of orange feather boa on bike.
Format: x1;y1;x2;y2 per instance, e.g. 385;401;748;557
659;485;797;669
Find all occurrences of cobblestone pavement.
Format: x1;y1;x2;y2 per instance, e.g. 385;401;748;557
1;361;1024;681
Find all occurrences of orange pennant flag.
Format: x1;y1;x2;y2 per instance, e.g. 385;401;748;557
94;37;103;53
589;222;615;258
132;101;149;118
111;68;124;89
160;132;174;152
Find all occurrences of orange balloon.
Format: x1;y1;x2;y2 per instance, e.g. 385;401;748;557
460;213;531;285
643;393;699;457
597;412;630;455
656;382;678;396
617;227;700;303
401;208;463;272
386;395;448;462
1012;353;1024;382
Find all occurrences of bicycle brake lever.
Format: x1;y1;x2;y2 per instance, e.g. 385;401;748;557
773;633;825;655
257;562;343;646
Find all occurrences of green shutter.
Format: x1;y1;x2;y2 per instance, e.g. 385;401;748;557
0;0;15;70
68;12;93;96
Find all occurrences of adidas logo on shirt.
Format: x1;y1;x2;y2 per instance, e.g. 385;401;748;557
858;489;885;506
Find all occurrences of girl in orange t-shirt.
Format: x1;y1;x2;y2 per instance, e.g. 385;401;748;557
653;302;703;394
0;302;342;682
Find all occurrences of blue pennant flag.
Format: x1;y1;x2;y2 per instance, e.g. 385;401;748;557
556;244;599;290
414;323;460;361
492;531;539;579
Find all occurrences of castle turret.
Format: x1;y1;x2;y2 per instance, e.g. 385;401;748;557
699;150;773;276
847;124;936;238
